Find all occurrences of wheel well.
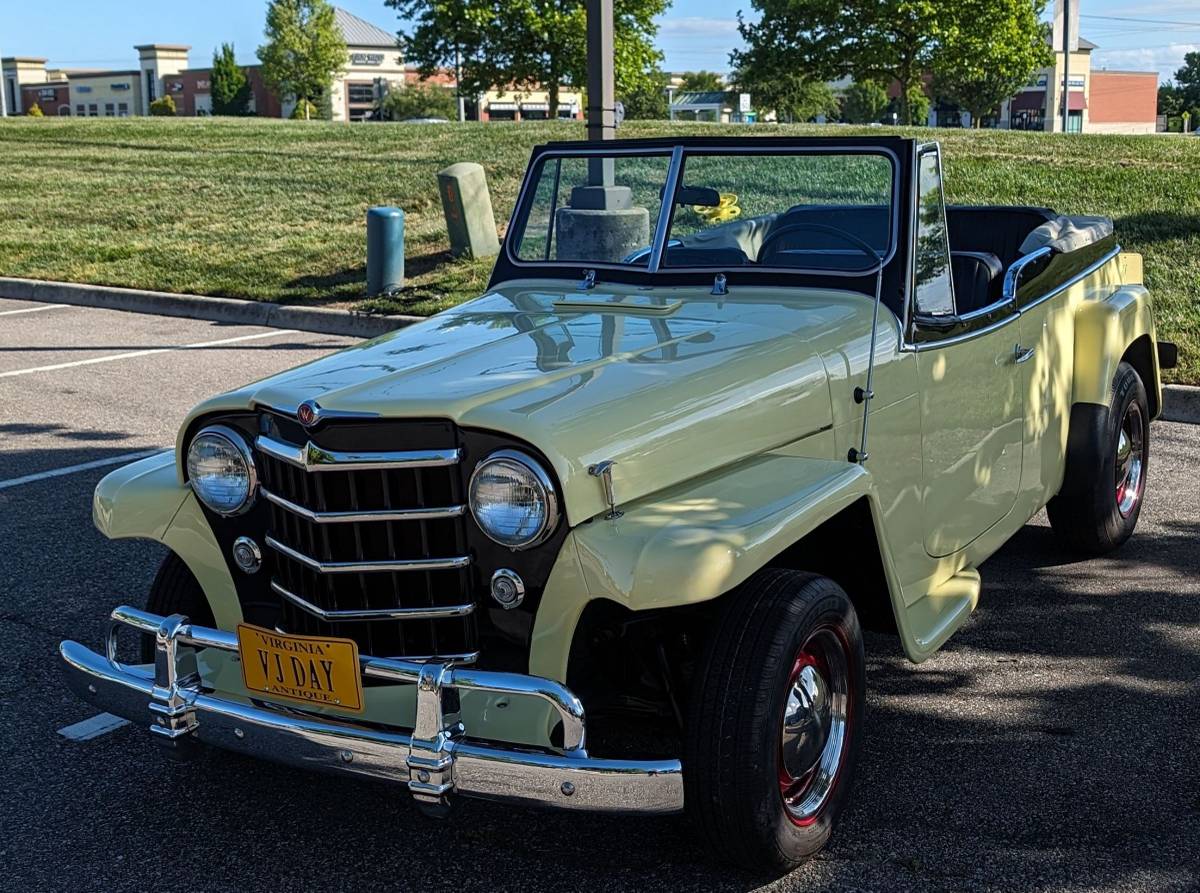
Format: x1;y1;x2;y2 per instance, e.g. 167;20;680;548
563;498;898;758
766;497;898;637
1121;334;1158;417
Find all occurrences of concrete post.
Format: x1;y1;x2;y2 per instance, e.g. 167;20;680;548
437;162;500;258
366;207;405;295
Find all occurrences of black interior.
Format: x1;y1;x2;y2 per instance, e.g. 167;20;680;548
950;251;1004;313
765;205;891;257
944;206;1056;315
945;205;1056;269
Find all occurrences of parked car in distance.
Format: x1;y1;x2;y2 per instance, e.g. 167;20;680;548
61;136;1176;876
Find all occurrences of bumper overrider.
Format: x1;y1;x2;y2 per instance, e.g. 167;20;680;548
59;606;684;814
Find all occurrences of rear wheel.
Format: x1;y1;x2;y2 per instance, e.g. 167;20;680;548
1048;361;1150;555
684;569;865;875
138;553;214;663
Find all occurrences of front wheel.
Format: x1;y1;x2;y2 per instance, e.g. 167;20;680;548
684;570;865;875
1047;361;1150;555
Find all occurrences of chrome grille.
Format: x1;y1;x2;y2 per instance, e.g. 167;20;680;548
255;430;479;661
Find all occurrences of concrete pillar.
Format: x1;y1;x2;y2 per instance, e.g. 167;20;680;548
2;58;49;115
135;44;190;115
437;162;500;258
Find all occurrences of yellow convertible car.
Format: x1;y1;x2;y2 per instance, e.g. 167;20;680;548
61;136;1176;874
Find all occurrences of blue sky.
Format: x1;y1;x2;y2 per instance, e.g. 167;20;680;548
3;0;1198;82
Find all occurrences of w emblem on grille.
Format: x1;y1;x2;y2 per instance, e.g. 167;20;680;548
297;400;319;428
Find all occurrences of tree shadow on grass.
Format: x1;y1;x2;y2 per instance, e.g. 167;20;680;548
1113;211;1200;245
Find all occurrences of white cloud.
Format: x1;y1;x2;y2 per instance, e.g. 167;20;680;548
1092;43;1199;81
658;16;741;40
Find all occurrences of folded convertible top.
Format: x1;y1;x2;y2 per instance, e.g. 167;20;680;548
1019;215;1114;256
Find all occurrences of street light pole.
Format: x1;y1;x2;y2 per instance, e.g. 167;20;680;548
1;51;8;117
585;0;615;142
1061;0;1070;133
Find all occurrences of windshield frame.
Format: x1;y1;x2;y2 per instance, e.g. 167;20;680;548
502;139;903;281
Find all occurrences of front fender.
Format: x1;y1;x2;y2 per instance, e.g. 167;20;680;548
92;451;242;629
529;454;908;680
1072;280;1160;414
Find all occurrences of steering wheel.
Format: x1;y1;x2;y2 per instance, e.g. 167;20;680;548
757;222;882;269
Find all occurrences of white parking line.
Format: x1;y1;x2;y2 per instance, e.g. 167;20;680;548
57;713;130;741
0;328;299;378
0;303;70;317
0;448;165;491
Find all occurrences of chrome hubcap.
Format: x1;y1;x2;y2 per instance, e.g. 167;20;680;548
778;628;851;825
1115;402;1145;518
781;665;831;779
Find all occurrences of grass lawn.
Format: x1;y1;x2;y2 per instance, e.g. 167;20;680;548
0;116;1197;382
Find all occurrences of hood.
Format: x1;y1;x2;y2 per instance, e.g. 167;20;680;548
181;281;876;524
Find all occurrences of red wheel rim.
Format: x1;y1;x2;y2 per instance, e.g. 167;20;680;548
777;625;853;827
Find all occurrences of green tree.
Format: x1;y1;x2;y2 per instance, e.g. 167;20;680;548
733;0;942;125
390;0;669;118
679;70;723;92
257;0;347;120
842;80;889;123
731;67;836;122
380;82;457;120
149;95;177;116
1171;52;1200;108
621;68;670;119
211;43;253;116
934;0;1050;127
1158;83;1183;117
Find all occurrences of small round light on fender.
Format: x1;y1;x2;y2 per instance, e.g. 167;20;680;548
490;569;526;609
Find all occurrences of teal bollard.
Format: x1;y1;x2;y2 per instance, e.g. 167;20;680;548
367;207;405;294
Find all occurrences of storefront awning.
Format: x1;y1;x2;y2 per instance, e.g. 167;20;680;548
1010;90;1045;112
1059;91;1087;112
488;102;518;111
520;102;548;111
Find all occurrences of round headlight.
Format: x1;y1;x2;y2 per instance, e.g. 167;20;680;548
186;425;257;516
469;450;559;549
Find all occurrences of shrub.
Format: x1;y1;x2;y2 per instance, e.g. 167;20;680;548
379;82;456;121
290;98;319;120
149;95;177;116
26;102;44;117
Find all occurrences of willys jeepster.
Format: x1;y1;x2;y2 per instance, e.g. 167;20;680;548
61;136;1176;874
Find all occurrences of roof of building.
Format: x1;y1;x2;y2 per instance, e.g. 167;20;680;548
1092;68;1158;77
334;7;397;48
1046;34;1098;50
68;70;141;79
134;44;191;52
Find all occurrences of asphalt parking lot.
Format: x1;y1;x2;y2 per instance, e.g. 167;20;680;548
1;297;1197;892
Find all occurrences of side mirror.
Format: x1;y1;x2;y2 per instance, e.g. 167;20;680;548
1002;247;1053;301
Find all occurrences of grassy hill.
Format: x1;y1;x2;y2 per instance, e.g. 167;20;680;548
0;117;1196;382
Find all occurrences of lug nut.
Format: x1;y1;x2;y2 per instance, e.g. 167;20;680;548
560;781;575;797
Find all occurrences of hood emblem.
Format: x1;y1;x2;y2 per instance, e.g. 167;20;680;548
296;400;320;428
587;460;623;520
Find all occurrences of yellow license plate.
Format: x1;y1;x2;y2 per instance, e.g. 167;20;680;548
237;624;364;712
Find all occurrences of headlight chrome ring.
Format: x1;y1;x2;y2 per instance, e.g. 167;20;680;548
186;424;258;517
468;449;559;549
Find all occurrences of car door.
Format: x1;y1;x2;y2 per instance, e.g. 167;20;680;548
910;147;1024;558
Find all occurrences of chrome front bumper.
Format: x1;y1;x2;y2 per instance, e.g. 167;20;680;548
59;606;683;814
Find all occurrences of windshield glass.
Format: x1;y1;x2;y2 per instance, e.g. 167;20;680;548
509;147;895;273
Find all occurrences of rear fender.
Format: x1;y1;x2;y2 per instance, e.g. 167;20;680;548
1072;281;1161;417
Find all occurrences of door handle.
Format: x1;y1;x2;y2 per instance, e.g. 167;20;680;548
1014;343;1036;364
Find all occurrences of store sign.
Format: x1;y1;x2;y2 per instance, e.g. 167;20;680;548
738;92;751;113
1061;77;1085;88
76;85;93;93
197;80;210;89
111;82;130;90
39;88;57;99
350;53;385;66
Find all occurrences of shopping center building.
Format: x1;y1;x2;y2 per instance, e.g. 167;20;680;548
1000;37;1158;134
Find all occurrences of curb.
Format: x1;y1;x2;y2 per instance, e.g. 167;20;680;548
1162;385;1200;425
0;277;421;339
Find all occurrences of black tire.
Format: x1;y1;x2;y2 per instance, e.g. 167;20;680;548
138;553;215;663
1047;361;1150;555
684;569;865;875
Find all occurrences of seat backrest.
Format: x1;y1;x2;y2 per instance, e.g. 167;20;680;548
950;251;1003;314
945;206;1057;268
